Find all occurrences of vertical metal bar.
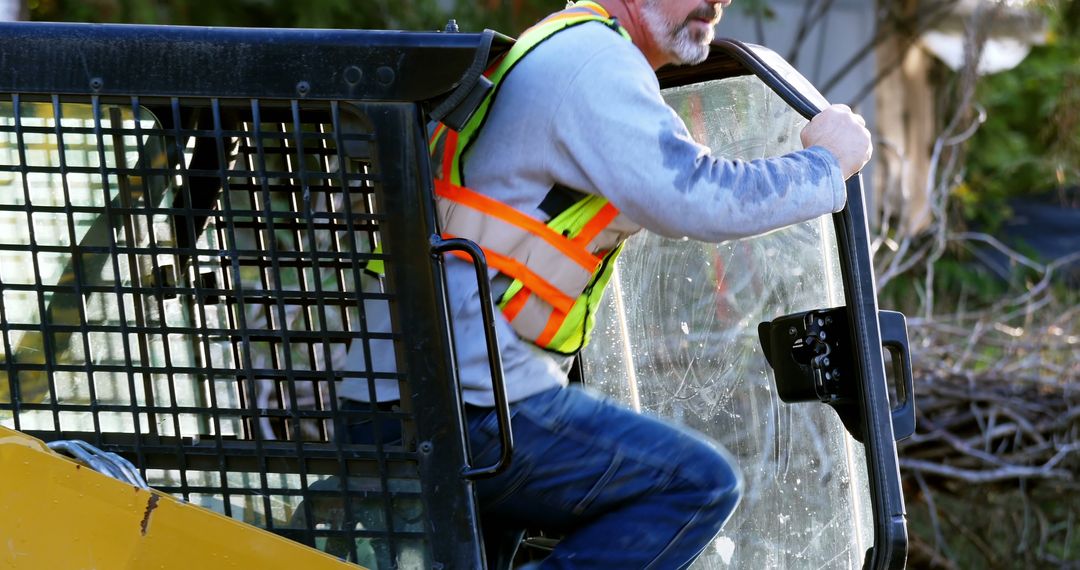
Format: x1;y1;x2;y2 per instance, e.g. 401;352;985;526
109;105;159;440
609;264;642;412
282;106;323;445
0;281;16;429
91;96;146;460
270;113;298;435
833;175;907;570
167;96;201;500
328;100;380;562
51;97;98;438
245;98;277;530
366;101;484;569
0;102;19;427
312;116;340;443
240;108;279;409
129;97;180;466
212;106;268;522
209;97;242;520
12;94;63;429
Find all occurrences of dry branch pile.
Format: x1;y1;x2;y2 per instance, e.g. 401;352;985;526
901;370;1078;485
897;298;1080;567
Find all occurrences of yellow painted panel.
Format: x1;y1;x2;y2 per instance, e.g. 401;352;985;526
0;427;363;569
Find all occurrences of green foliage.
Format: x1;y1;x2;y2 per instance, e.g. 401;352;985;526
731;0;776;20
907;484;1080;569
25;0;783;36
29;0;455;30
962;2;1080;231
879;247;1014;313
875;231;1080;322
27;0;558;33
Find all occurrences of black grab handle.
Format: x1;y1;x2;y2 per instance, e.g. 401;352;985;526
430;236;514;479
879;311;915;441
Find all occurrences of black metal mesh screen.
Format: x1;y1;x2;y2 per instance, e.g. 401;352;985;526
0;95;428;567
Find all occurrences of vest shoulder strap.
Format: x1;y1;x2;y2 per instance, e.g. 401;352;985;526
443;1;631;186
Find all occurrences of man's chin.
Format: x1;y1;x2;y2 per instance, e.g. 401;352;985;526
669;40;711;65
669;50;710;66
684;49;711;65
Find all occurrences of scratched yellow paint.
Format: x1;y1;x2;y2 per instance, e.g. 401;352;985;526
0;427;362;569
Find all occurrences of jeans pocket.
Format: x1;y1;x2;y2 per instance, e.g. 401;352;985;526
471;406;502;438
468;386;568;461
466;406;511;465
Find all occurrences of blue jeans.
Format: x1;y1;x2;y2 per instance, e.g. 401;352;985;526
465;386;743;569
346;386;742;568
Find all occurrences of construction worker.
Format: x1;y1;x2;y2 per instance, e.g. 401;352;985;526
342;0;872;567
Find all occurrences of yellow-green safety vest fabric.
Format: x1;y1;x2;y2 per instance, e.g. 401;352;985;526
431;1;632;355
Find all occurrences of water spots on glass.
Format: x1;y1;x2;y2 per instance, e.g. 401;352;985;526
581;76;870;568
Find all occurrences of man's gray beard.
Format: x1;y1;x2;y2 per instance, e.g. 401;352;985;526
641;1;712;65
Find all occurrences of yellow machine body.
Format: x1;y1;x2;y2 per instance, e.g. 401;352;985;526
0;426;362;569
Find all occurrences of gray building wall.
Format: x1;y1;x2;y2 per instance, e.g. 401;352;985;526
1;0;21;22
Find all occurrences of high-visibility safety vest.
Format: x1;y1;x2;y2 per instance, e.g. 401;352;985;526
431;1;632;355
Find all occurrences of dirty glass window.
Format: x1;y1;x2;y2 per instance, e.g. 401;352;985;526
582;76;873;568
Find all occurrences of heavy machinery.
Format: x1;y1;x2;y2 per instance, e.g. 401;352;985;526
0;19;914;569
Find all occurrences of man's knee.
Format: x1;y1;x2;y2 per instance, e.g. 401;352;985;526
652;438;743;556
683;439;744;518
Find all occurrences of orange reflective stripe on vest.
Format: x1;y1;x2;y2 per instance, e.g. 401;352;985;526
573;201;619;248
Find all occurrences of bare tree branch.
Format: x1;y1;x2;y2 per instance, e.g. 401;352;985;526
900;444;1079;484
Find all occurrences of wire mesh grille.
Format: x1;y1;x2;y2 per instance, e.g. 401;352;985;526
0;94;429;567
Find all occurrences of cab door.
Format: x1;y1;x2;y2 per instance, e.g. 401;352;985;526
580;40;913;570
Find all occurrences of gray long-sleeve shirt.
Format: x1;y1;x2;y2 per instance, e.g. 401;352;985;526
340;21;845;406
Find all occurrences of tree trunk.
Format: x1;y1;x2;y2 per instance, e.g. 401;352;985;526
874;0;937;236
